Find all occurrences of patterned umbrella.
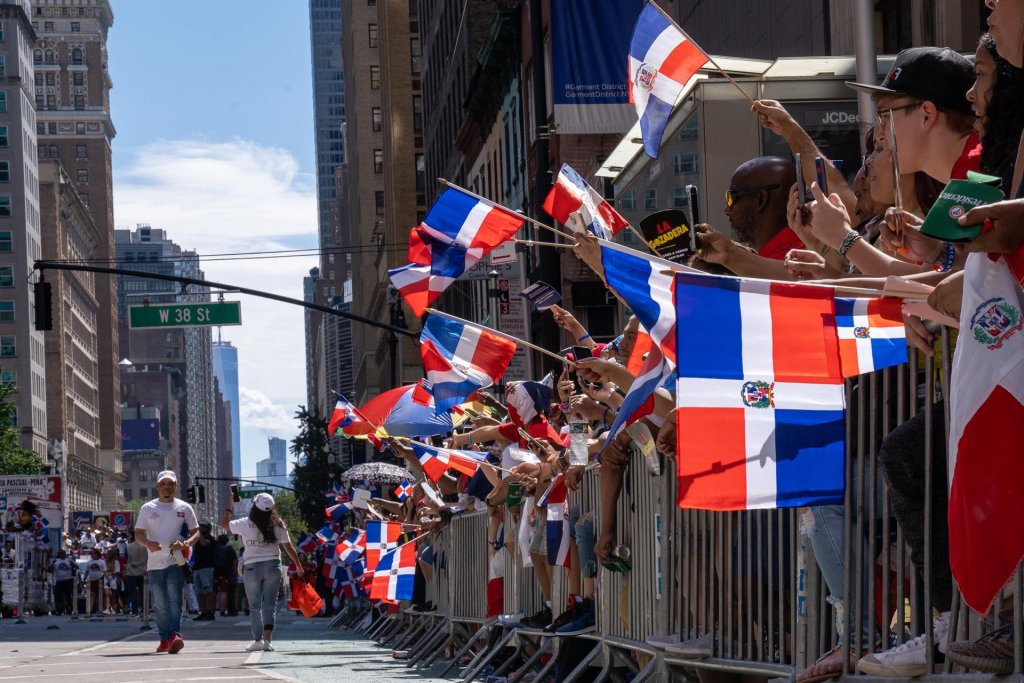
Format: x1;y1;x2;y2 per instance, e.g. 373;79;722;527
341;462;414;485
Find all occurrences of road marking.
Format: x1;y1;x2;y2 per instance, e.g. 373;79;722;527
243;650;262;666
0;665;230;680
57;629;146;656
252;667;303;683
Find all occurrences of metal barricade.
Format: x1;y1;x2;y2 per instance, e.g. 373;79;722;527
446;510;489;622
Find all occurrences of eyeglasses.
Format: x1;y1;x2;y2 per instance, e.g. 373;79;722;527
725;183;780;208
875;102;920;125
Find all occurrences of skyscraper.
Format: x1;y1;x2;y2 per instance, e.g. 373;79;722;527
212;338;240;478
256;436;288;491
309;0;344;242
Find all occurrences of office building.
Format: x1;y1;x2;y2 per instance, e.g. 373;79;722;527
256;435;289;491
212;338;240;478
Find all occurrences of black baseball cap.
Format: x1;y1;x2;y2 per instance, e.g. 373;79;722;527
846;47;974;115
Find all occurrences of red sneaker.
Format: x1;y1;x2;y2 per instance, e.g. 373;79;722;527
156;640;169;653
168;634;184;654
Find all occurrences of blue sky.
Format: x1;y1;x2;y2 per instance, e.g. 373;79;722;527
109;0;320;479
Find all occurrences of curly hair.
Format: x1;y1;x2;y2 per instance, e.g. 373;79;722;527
978;33;1024;178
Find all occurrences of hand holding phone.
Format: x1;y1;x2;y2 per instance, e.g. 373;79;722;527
230;484;241;503
814;156;829;196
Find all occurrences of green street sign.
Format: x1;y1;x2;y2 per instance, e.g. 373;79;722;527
238;487;271;499
128;301;242;329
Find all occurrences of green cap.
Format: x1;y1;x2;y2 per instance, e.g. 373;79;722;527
920;173;1004;243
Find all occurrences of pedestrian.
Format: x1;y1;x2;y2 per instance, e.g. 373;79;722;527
221;492;304;652
51;549;75;615
85;548;105;615
125;534;147;616
134;470;199;654
213;534;239;617
191;521;217;621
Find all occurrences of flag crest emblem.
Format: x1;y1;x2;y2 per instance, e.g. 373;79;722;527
741;381;774;409
854;326;869;339
635;63;658;90
970;297;1022;349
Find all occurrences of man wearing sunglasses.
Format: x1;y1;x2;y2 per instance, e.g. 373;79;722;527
695;155;801;278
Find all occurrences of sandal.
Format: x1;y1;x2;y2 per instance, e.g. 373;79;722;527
797;645;859;683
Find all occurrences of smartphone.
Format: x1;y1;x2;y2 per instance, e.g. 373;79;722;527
463;407;484;420
814;156;829;195
517;427;547;453
794;153;808;208
230;484;241;503
505;481;522;508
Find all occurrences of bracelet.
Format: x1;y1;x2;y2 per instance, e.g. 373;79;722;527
933;242;955;273
576;333;591;342
838;232;862;257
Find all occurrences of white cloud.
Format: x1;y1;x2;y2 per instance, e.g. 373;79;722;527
114;139;319;477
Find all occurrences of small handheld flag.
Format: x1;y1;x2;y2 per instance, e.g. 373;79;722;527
411;442;484;482
394;480;413;502
835;297;908;377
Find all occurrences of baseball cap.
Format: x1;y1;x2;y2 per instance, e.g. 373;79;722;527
846;47;974;115
156;470;177;484
253;492;275;511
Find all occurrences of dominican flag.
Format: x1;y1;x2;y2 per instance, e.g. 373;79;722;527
604;341;674;447
539;476;571;567
411;442;484;482
364;521;402;571
328;392;373;437
321;543;338;586
322;483;348;503
32;513;49;533
325;503;352;523
948;253;1024;613
419;313;517;414
629;2;708;158
394;480;414;502
389;188;525;316
338;564;363;599
543;164;629;240
600;240;679;367
295;532;320;555
674;272;846;510
370;541;417;602
835;298;907;376
315;523;339;544
338;529;365;565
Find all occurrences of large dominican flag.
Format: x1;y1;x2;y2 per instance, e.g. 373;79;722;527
411;442;484;482
948;253;1024;613
419;313;517;414
543;164;629;240
835;297;907;376
364;521;402;572
628;3;708;158
674;273;846;510
370;542;417;602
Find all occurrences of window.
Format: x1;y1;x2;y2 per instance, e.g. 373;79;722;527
44;49;54;64
368;23;378;48
45;72;54;86
375;190;384;215
0;302;13;322
0;370;14;385
0;56;6;78
644;189;657;210
0;126;8;147
33;49;41;63
678;118;699;141
618;188;635;210
0;91;7;113
673;186;688;208
0;231;10;251
43;21;53;32
371;106;382;132
71;48;82;64
0;266;11;287
410;37;421;73
48;122;56;134
49;144;58;158
373;149;383;174
75;144;87;159
75;122;85;134
0;161;9;183
73;72;83;86
673;153;698;175
0;196;11;217
412;95;422;133
35;94;43;109
0;22;5;42
34;73;42;86
415;153;425;193
70;21;80;32
74;95;84;109
76;168;87;183
0;336;13;357
369;66;380;90
46;94;55;108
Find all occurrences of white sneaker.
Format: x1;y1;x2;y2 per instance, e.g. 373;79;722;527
262;641;275;652
644;633;681;649
858;614;949;678
497;610;524;627
245;640;265;652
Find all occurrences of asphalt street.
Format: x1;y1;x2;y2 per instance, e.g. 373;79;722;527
0;611;452;682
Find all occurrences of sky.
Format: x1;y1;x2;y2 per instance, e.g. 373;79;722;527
108;1;319;479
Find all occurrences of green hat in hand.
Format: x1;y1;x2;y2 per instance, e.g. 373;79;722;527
921;172;1004;242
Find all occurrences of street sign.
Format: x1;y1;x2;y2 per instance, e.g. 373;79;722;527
128;301;242;329
238;487;271;499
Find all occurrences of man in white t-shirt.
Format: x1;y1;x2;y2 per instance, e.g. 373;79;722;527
134;470;199;654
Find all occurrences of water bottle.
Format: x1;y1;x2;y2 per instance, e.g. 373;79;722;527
568;412;588;466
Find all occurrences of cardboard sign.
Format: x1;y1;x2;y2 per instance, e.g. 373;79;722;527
638;209;696;264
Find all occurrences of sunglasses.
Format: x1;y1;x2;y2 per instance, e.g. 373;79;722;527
725;183;780;208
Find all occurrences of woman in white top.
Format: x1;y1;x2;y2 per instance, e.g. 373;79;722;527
221;492;304;652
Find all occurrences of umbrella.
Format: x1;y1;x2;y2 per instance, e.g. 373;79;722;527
341;462;414;485
358;385;454;438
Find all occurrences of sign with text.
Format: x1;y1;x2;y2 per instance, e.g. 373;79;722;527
639;209;696;265
129;301;242;329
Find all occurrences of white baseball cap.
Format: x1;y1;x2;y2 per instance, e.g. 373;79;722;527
253;492;275;511
156;470;177;484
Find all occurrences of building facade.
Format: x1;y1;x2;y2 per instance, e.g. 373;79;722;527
255;435;288;491
211;338;239;478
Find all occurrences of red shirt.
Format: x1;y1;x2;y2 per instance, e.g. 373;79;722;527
757;226;805;260
497;417;567;448
950;132;982;180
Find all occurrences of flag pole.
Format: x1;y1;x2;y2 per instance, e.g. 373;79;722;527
646;1;756;106
406;439;518;475
438;178;577;241
515;239;575;249
660;268;928;300
424;307;568;363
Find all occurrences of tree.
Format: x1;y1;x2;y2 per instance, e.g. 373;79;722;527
290;405;335;531
272;491;310;538
0;374;44;476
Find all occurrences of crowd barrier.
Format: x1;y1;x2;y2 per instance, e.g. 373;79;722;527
340;327;1024;680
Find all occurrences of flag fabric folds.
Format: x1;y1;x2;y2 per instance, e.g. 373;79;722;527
364;520;402;572
419;314;517;414
539;475;571;567
604;341;674;446
328;392;373;437
543;164;629;240
394;480;414;502
628;3;709;158
315;523;339;544
295;532;319;555
674;273;846;510
325;503;351;523
835;297;908;376
370;541;417;602
338;529;366;566
322;483;348;503
321;543;337;586
948;253;1024;613
600;240;678;367
412;442;484;482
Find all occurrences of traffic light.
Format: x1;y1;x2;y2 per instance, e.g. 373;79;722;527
196;484;206;504
185;485;196;503
34;280;52;331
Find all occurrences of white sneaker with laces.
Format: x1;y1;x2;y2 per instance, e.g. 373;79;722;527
262;641;275;652
858;613;950;677
245;640;265;652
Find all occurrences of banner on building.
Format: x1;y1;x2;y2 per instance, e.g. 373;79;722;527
110;510;132;532
0;475;63;553
551;0;644;134
122;418;160;451
72;511;93;531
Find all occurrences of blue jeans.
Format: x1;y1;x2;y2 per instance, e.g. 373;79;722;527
149;565;185;641
573;511;597;580
125;575;144;614
242;560;282;642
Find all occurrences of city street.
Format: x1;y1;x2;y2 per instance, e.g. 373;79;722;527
0;613;450;682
